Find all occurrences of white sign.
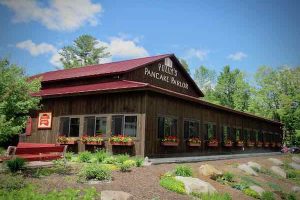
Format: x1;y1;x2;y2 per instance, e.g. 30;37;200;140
145;63;189;89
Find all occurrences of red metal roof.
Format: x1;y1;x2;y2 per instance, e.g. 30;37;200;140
30;54;171;82
32;80;148;97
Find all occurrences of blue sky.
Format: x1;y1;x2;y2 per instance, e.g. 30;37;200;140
0;0;299;79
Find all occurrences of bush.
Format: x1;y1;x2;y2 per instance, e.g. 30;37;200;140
0;147;5;156
135;157;144;167
119;162;132;172
261;191;275;200
242;188;260;199
191;192;232;200
0;175;27;191
231;182;248;191
78;151;92;163
174;165;193;177
285;193;297;200
79;164;112;181
103;156;117;164
6;157;26;173
217;172;235;184
94;149;109;163
115;154;130;164
159;176;186;194
64;152;74;161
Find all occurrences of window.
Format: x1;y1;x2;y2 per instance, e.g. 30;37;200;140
258;131;263;142
83;116;107;136
244;129;250;141
184;120;200;139
234;128;242;141
158;116;177;139
205;123;216;140
112;115;137;137
253;130;258;142
59;117;80;137
164;57;173;67
222;125;230;142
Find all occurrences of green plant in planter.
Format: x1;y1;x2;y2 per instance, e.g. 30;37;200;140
174;165;193;177
6;157;26;173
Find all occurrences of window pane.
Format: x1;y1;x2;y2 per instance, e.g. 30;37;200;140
158;117;164;139
223;126;228;142
189;121;199;137
207;123;213;139
96;117;107;136
170;118;177;136
69;118;80;137
84;116;95;136
124;116;137;137
59;117;70;136
164;117;171;136
112;115;123;136
184;121;189;139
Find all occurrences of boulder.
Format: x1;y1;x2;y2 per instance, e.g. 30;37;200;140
198;164;222;177
249;185;265;196
101;190;133;200
292;186;300;193
270;166;286;178
175;176;216;194
292;156;300;163
289;162;300;170
238;164;258;176
268;158;283;166
247;161;262;171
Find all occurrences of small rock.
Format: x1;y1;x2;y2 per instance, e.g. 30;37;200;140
268;158;283;166
292;186;300;193
199;164;222;177
249;185;265;196
247;161;262;171
101;190;133;200
143;157;152;166
238;164;258;176
270;166;286;178
175;176;216;194
292;156;300;163
289;162;300;170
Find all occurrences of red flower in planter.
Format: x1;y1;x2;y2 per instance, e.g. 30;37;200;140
162;135;178;142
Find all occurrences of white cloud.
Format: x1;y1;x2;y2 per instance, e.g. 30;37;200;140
186;48;209;60
0;0;102;31
97;37;149;58
49;51;62;67
16;40;57;56
228;52;247;61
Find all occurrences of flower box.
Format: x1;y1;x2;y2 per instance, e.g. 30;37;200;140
247;142;255;147
85;141;103;146
110;141;134;146
187;142;201;147
56;135;78;145
256;142;263;147
236;141;244;147
208;140;219;147
57;140;77;145
223;140;233;147
187;137;201;147
161;141;179;146
264;143;270;147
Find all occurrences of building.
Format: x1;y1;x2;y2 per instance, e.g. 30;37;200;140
24;54;283;157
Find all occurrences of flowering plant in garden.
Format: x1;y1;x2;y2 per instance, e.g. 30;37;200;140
109;135;133;143
236;140;244;145
80;134;103;144
208;138;218;144
223;139;232;145
161;135;178;143
188;137;201;144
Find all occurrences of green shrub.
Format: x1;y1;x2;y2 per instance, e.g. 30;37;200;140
64;152;74;161
261;191;275;200
94;149;109;163
285;192;297;200
6;157;26;173
135;157;144;167
191;192;232;200
0;175;27;191
119;161;133;172
79;164;112;181
0;147;5;156
217;172;235;184
115;154;130;164
159;176;186;194
174;165;193;177
103;156;117;164
242;188;260;199
78;151;92;162
240;176;262;187
231;182;248;191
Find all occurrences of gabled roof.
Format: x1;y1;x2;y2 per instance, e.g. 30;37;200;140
30;54;171;82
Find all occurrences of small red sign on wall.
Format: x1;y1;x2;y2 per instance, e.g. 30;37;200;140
38;112;52;129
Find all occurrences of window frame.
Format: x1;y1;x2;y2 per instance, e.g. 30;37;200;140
157;115;178;139
59;116;81;137
232;126;242;142
83;115;108;137
221;124;231;142
183;119;200;139
111;114;138;137
204;121;217;141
